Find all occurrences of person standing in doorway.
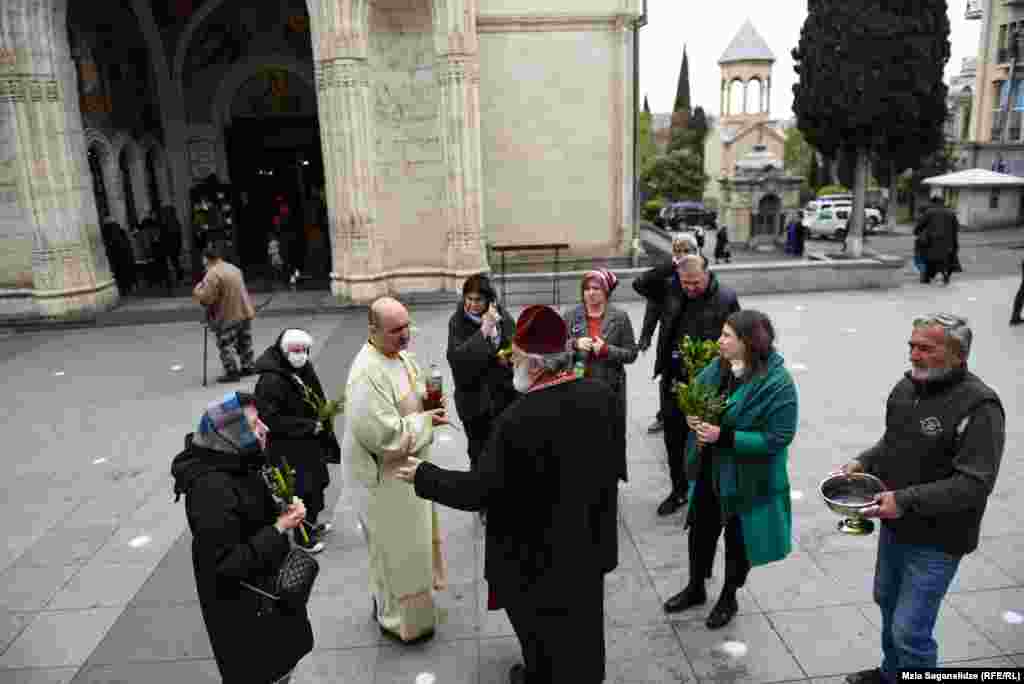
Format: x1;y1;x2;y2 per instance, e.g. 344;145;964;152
161;205;185;284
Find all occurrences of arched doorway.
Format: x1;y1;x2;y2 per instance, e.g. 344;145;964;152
222;66;324;279
754;194;782;239
88;146;110;223
145;148;162;219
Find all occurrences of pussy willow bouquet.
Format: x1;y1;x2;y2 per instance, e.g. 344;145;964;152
672;336;728;449
297;380;344;434
259;456;310;544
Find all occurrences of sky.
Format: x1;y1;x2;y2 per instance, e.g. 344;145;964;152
639;1;980;119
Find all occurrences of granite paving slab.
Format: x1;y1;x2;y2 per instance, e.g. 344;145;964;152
859;600;1002;662
0;668;78;684
766;605;880;678
288;647;377;684
672;612;806;684
947;588;1024;655
373;638;478;684
0;608;122;669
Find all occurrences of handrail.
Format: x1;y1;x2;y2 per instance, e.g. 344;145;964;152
489;243;570;306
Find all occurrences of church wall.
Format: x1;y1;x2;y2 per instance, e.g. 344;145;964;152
478;0;641;15
478;26;633;256
703;123;723;204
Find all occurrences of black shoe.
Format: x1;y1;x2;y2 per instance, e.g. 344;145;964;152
239;366;257;377
705;591;738;629
647;418;664;434
216;371;241;383
509;664;526;684
1010;318;1023;327
846;668;884;684
656;492;687;516
664;583;706;614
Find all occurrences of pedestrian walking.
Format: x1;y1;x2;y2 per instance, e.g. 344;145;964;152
563;267;636;482
1011;258;1024;326
192;245;257;383
340;297;447;644
395;305;622;684
640;234;702;435
663;310;798;630
267;231;285;289
254;328;341;554
839;314;1005;684
714;224;732;264
914;192;960;285
447;274;517;472
633;255;740;516
171;391;314;684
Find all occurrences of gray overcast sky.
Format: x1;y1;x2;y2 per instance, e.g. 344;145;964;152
639;1;980;119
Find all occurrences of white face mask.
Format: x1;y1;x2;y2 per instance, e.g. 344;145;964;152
730;359;746;378
513;360;532;393
286;350;309;369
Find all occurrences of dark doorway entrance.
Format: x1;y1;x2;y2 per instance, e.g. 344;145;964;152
224;116;325;281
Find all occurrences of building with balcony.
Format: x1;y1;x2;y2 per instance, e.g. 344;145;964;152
960;0;1024;174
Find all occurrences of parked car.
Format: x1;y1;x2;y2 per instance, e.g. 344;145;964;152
803;203;881;240
655;201;717;231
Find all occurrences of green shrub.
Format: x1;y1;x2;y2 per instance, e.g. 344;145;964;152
817;184;851;197
642;198;666;222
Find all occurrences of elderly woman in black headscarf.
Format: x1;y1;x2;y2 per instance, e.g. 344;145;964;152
447;274;517;471
253;328;341;553
171;391;314;684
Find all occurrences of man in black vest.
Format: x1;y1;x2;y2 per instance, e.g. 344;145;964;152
839;314;1005;684
634;254;740;516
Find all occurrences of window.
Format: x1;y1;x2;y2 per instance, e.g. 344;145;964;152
990;188;1001;209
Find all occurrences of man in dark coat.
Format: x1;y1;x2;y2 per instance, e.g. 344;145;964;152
633;254;740;516
254;328;341;552
839;314;1004;684
395;305;622;684
914;193;960;285
171;391;314;684
447;273;517;471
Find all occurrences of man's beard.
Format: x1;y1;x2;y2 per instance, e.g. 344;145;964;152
910;365;957;382
513;361;532;393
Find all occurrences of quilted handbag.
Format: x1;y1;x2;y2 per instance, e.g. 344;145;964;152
240;547;319;615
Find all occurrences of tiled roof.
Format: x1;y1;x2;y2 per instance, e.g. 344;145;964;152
719;20;775;64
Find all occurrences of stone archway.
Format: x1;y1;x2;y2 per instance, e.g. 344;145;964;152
308;0;487;301
84;128;120;224
111;133;147;227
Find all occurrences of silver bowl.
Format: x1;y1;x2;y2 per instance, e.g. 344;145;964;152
819;472;886;535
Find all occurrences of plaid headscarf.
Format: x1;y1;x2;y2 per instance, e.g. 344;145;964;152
192;392;260;454
582;268;619;296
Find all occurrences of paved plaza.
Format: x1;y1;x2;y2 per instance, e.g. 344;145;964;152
1;274;1022;683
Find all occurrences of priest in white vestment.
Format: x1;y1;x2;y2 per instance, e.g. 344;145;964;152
340;297;448;643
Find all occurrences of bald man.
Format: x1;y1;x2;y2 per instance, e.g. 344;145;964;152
339;297;449;643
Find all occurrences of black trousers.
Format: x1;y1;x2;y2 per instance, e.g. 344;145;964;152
922;258;952;284
1013;259;1024;321
659;375;690;497
504;575;605;684
688;466;751;588
462;413;492;471
294;458;329;525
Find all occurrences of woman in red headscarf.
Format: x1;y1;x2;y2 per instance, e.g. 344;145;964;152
562;268;637;472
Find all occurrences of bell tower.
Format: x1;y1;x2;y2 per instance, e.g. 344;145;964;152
718;20;775;127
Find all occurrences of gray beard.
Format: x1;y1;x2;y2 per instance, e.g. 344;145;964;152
910;366;957;382
513;362;532;393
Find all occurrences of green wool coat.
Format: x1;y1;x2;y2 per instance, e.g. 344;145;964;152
685;352;798;568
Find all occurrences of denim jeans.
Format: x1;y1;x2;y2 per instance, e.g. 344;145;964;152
873;525;961;682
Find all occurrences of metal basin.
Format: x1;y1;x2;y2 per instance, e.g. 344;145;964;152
819;472;886;535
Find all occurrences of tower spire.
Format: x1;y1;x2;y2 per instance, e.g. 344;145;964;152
673;46;691;120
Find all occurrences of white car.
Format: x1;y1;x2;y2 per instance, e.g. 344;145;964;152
803;203;881;239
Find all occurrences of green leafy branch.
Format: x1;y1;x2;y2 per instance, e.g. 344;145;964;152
298;382;344;433
260;457;310;544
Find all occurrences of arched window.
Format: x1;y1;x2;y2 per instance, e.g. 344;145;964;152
88;146;109;221
747;78;762;114
730;80;744;115
120;148;137;229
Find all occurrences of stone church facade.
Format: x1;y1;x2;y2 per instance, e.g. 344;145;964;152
0;0;642;321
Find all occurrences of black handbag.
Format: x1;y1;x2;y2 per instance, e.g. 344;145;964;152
241;547;319;615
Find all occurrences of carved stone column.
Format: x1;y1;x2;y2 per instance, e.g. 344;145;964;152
435;0;488;284
0;0;117;320
310;0;384;302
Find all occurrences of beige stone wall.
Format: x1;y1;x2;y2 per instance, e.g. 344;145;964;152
478;0;641;15
720;125;785;179
703;124;722;204
478;25;633;256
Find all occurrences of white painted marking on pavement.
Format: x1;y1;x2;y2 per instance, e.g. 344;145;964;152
795;305;806;311
842;328;857;334
54;371;65;376
437;434;452;443
128;535;152;548
790;363;808;371
967;297;977;302
92;457;108;465
718;641;748;658
1002;610;1023;625
170;364;184;372
415;674;437;684
791;490;804;500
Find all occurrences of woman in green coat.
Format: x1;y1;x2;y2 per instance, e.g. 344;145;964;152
663;309;798;629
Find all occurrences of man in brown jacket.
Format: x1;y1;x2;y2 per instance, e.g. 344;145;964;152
193;246;257;383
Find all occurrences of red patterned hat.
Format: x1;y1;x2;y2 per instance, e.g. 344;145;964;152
513;305;567;355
